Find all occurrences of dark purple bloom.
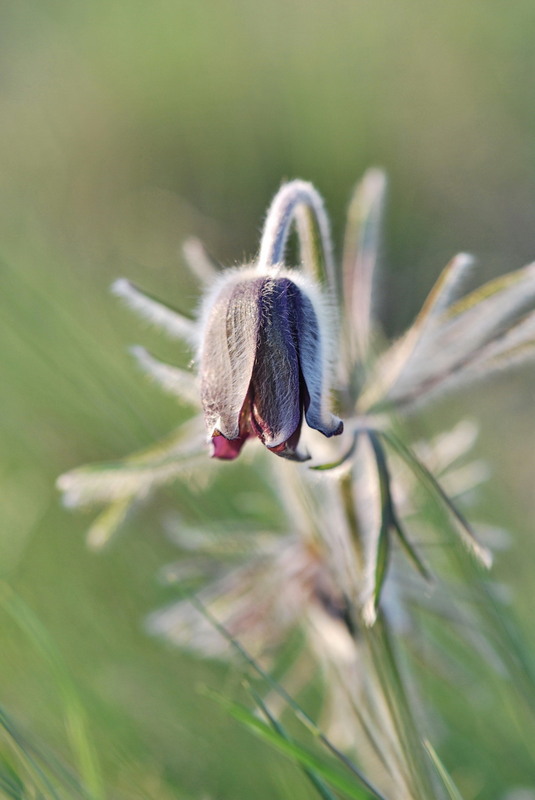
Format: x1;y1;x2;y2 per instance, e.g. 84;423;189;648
199;271;343;461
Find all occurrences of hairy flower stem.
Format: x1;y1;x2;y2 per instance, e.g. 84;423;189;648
257;180;338;294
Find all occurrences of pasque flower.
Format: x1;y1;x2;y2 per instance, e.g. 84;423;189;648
198;181;344;460
57;172;535;558
55;172;535;799
199;268;343;460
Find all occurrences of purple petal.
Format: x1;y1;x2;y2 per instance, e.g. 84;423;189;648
211;432;249;460
200;276;264;439
250;278;302;448
267;415;310;462
294;291;343;437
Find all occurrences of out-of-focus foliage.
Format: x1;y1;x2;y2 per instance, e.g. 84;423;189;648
1;2;535;798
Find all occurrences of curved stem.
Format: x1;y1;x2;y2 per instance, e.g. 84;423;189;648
257;180;337;295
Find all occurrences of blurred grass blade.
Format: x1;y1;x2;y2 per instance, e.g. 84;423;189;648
0;769;24;799
364;615;435;799
86;496;135;550
186;593;387;799
0;706;63;800
204;688;384;800
456;308;535;376
423;740;465;800
248;685;339;800
0;756;24;799
0;703;98;799
0;586;103;800
444;261;535;321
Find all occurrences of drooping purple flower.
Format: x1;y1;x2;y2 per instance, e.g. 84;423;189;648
199;270;343;460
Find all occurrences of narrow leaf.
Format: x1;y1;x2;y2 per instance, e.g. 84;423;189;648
423;741;465;800
390;517;431;582
368;431;430;584
130;345;198;406
86;496;134;550
362;259;535;413
111;278;197;342
311;432;359;471
372;520;390;623
182;237;219;285
204;689;384;800
379;430;492;568
185;593;387;799
57;422;206;508
248;686;339;800
366;432;392;618
360;254;473;409
0;589;103;800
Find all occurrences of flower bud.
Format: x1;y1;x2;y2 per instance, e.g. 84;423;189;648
199;268;343;460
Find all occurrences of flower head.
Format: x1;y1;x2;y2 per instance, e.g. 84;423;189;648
57;171;535;564
56;172;535;798
199;268;343;461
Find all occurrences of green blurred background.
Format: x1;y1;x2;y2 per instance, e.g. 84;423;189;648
1;1;535;797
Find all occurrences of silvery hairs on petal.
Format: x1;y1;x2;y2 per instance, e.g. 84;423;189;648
198;271;264;440
197;267;342;458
